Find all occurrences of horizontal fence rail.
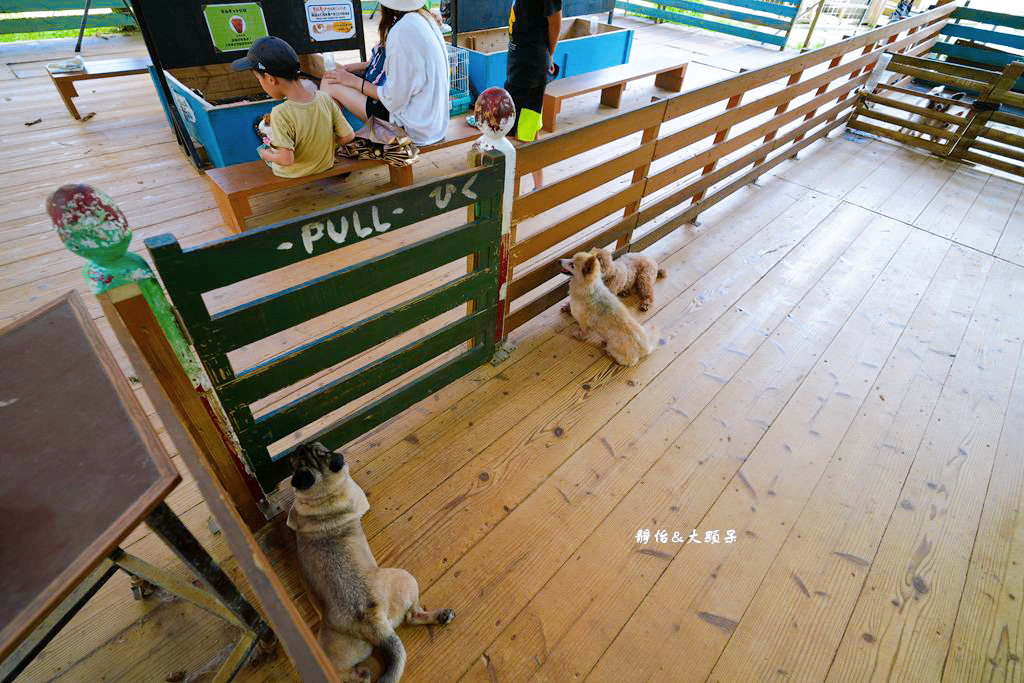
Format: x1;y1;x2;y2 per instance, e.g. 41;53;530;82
933;6;1024;91
503;3;956;335
148;163;505;494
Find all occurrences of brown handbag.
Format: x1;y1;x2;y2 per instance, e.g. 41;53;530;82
337;116;420;167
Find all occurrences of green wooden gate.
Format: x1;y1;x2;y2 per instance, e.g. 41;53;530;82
147;163;504;494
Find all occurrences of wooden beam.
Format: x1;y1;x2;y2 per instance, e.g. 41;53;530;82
99;286;341;682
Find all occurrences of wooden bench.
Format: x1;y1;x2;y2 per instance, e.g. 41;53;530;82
205;117;482;232
542;56;689;132
48;57;150;120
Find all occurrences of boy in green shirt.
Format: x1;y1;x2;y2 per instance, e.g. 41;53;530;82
233;36;355;178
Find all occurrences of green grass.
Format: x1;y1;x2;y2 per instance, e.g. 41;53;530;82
0;24;134;43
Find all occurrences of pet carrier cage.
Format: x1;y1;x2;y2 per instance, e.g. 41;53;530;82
448;43;473;115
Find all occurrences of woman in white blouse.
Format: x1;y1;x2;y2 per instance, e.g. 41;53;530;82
320;0;450;145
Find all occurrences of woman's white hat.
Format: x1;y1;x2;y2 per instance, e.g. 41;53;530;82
377;0;425;10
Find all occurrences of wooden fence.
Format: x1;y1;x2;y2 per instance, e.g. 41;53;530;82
847;53;1024;179
932;5;1024;91
147;163;504;496
0;0;134;34
615;0;801;49
504;2;957;335
54;5;961;522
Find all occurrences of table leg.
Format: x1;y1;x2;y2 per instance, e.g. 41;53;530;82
52;77;82;120
144;502;266;635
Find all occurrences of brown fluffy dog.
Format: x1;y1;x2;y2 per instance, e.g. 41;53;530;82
288;442;455;682
561;252;659;366
592;247;665;311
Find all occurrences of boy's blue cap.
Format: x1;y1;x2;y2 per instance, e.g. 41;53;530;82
231;36;299;78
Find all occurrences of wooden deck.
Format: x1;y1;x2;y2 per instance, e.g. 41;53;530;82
4;22;1024;683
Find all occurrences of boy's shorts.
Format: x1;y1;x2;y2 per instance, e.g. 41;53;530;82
505;41;549;142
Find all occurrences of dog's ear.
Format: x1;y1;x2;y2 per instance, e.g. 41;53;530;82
582;254;597;277
291;469;315;490
328;451;344;472
951;92;965;101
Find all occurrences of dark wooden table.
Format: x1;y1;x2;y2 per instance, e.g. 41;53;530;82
0;292;270;682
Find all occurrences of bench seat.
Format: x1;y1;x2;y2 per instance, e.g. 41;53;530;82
205;117;481;232
48;57;151;120
543;56;689;132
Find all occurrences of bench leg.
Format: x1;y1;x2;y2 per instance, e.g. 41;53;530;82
208;178;252;233
389;164;414;187
52;77;81;120
654;64;688;93
542;96;560;133
600;83;626;109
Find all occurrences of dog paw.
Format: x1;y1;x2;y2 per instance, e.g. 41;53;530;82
437;608;456;625
349;666;372;683
561;303;571;314
639;302;651;312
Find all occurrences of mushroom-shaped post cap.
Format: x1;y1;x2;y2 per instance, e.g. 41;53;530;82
473;87;516;142
47;184;152;293
48;184;131;264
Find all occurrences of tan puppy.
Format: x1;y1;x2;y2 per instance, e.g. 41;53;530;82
561;251;659;366
288;442;455;682
590;247;665;311
901;86;967;142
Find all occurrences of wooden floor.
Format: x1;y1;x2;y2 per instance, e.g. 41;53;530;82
4;20;1024;683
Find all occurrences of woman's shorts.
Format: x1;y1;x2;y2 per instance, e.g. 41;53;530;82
366;95;390;121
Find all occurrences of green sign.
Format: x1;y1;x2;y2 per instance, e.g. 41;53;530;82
202;3;268;53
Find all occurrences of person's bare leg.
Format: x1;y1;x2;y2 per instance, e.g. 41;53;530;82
529;130;544;189
320;81;369;123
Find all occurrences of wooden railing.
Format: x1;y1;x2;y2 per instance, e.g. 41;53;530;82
615;0;801;49
932;6;1024;91
503;2;957;336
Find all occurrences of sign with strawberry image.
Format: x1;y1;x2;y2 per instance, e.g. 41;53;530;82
202;2;269;53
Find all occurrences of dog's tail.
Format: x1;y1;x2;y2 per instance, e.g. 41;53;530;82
646;324;661;355
657;267;666;279
375;630;407;683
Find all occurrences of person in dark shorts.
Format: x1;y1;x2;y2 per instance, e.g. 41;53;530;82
505;0;562;188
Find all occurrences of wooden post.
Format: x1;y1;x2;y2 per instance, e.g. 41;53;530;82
801;0;826;52
753;70;803;173
692;91;743;208
830;41;877;123
468;87;518;360
618;120;662;248
792;54;843;147
48;184;266;529
950;62;1024;161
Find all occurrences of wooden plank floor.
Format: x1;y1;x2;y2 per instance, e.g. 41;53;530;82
3;22;1024;683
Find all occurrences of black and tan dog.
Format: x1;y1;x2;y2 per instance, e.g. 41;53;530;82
288;442;455;682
